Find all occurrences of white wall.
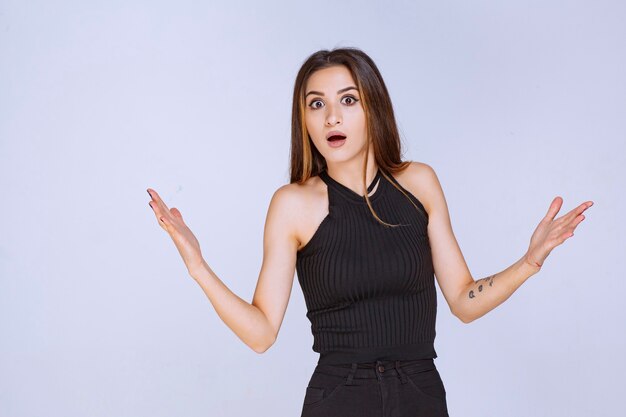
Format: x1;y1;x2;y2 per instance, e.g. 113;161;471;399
1;1;624;416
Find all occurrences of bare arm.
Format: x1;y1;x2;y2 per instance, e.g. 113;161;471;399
190;261;278;353
400;162;591;324
148;185;299;353
453;193;592;323
189;185;300;352
452;255;540;323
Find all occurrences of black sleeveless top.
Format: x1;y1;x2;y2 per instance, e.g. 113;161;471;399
296;166;438;365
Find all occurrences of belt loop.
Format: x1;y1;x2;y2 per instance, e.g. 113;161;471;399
345;363;358;385
395;360;408;384
374;360;383;381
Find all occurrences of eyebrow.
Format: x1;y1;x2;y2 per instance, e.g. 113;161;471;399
305;86;359;98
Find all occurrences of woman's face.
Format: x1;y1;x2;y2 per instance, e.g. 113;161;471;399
304;65;368;164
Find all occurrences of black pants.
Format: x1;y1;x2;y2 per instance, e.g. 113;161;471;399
301;358;449;417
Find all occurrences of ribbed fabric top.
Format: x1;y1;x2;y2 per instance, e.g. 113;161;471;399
295;166;438;365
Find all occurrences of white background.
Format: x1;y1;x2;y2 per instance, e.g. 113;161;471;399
1;1;624;416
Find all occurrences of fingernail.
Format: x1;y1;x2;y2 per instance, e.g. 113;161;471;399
147;189;151;198
149;202;153;210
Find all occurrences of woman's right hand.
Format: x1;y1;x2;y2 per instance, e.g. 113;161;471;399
147;188;205;274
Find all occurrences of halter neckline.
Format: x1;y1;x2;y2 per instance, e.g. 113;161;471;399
320;168;384;203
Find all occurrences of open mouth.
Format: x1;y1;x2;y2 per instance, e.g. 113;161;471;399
327;135;346;142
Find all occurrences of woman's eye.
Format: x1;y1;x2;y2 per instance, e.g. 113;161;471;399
342;96;359;105
309;99;323;109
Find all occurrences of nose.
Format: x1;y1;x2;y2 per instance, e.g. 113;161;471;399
325;104;342;126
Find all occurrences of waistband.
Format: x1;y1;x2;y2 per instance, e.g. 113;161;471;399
317;342;437;366
313;358;436;383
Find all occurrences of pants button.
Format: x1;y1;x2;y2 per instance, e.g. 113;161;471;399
378;365;385;372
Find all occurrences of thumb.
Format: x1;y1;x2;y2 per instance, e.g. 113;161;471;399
170;207;184;220
544;196;563;222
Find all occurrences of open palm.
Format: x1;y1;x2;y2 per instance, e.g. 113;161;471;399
147;188;204;273
525;196;594;269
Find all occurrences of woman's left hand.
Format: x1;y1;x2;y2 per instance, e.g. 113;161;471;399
524;197;594;270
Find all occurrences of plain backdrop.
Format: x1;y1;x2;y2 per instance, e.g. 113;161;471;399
1;1;624;416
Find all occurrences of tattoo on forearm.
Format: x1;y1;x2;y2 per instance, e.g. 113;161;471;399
468;274;496;299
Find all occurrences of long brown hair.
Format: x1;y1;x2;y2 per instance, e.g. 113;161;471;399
289;47;421;227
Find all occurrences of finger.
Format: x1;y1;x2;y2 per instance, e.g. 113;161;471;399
148;202;167;230
156;215;171;233
148;196;170;230
147;189;161;217
565;212;587;232
147;188;169;210
148;200;160;217
170;207;184;220
544;196;563;222
562;201;594;223
147;188;172;220
574;213;585;227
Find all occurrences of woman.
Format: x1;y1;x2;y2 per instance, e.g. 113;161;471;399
147;47;593;416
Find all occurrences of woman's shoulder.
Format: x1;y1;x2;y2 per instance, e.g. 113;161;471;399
274;174;327;251
278;173;325;205
391;160;439;215
393;160;435;179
